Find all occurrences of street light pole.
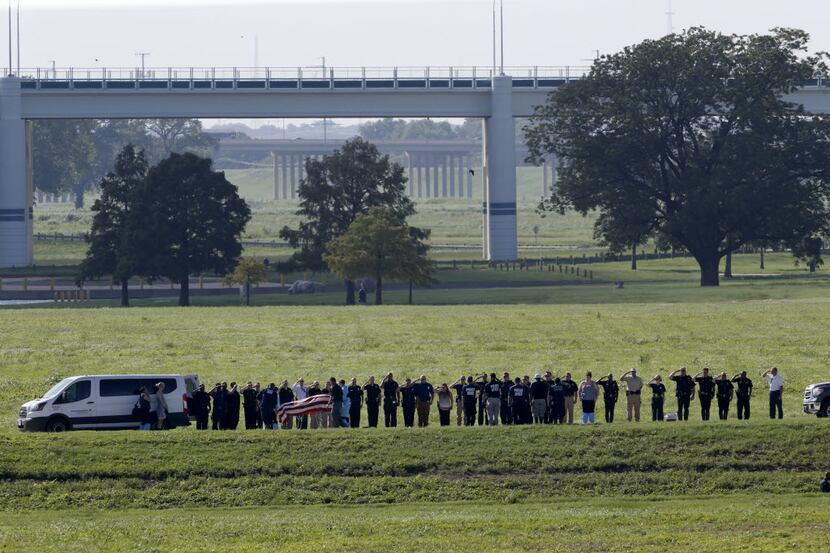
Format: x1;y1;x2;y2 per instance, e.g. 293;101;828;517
135;52;150;78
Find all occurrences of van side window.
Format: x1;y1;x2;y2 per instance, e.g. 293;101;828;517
100;378;178;397
54;380;91;404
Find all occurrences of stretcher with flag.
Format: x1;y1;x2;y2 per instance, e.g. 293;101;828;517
277;394;333;425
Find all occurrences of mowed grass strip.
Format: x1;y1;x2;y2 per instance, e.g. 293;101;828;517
1;495;827;552
1;421;827;510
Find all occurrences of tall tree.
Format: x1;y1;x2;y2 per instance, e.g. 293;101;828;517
128;153;251;306
77;145;148;307
280;137;426;304
526;28;830;286
32;120;96;208
324;207;436;305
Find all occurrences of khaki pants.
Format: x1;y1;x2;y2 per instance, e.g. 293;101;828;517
310;412;320;429
416;399;431;427
627;394;641;422
456;400;463;426
564;396;575;424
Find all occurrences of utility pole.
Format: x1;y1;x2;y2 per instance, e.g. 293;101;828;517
499;0;504;75
135;51;150;78
491;0;496;75
7;1;11;76
15;0;19;75
666;0;675;35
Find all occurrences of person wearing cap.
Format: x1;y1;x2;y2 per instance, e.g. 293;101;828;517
190;383;211;430
500;372;513;425
761;367;784;419
669;367;695;421
620;369;644;423
693;368;716;421
413;375;435;427
731;371;753;420
596;373;619;423
561;372;578;424
484;372;502;426
462;376;479;426
647;375;666;421
381;372;400;428
530;373;548;425
715;372;734;420
578;372;599;424
242;381;259;429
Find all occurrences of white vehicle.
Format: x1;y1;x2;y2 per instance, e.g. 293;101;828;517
18;374;199;432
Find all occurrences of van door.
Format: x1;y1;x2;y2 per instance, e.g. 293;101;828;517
97;378;145;428
51;379;96;426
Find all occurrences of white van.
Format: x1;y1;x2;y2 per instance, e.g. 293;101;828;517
17;374;200;432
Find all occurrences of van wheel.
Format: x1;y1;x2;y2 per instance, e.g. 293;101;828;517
46;417;70;432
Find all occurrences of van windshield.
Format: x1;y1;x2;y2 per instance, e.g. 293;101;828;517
42;378;75;399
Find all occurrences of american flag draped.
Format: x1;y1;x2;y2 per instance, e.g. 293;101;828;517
276;394;333;424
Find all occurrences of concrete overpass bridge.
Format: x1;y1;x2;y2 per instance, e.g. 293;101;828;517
214;138;553;200
1;66;829;267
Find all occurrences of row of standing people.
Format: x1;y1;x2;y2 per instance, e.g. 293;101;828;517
180;367;784;429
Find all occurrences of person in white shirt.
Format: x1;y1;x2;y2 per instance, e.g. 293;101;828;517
292;379;309;429
760;367;784;419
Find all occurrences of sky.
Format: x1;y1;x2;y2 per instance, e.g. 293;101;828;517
8;0;829;128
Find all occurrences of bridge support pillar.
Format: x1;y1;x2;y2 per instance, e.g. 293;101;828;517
484;75;517;261
0;77;33;268
441;155;448;197
449;155;456;197
272;153;280;200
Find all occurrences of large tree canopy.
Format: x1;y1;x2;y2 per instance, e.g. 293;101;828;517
280;137;427;303
525;28;830;286
127;153;251;306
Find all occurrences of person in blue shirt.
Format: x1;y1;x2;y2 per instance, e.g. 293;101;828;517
412;375;435;427
462;376;479;426
509;377;529;425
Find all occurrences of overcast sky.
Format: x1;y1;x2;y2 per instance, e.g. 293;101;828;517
11;0;830;70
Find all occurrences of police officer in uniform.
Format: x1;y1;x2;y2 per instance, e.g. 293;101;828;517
210;382;228;430
363;376;382;428
530;374;549;425
500;372;513;425
190;383;211;430
242;381;259;429
549;377;566;424
715;372;734;420
647;375;666;422
693;368;716;421
462;376;479;426
669;367;695;421
258;383;278;430
400;378;416;428
596;373;619;423
346;378;363;428
509;377;530;425
484;373;502;426
731;371;753;420
474;374;487;426
381;372;400;428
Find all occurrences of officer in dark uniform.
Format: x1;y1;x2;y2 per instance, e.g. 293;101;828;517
210;382;228;430
549;377;566;424
242;382;259;429
400;378;416;428
715;372;734;420
509;377;529;425
484;373;503;426
190;383;211;430
647;375;666;421
821;472;830;493
462;376;479;426
596;373;619;423
381;372;400;428
258;383;278;429
693;368;715;421
731;371;753;420
669;367;695;421
346;378;363;428
363;376;382;428
481;375;491;426
500;372;513;425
